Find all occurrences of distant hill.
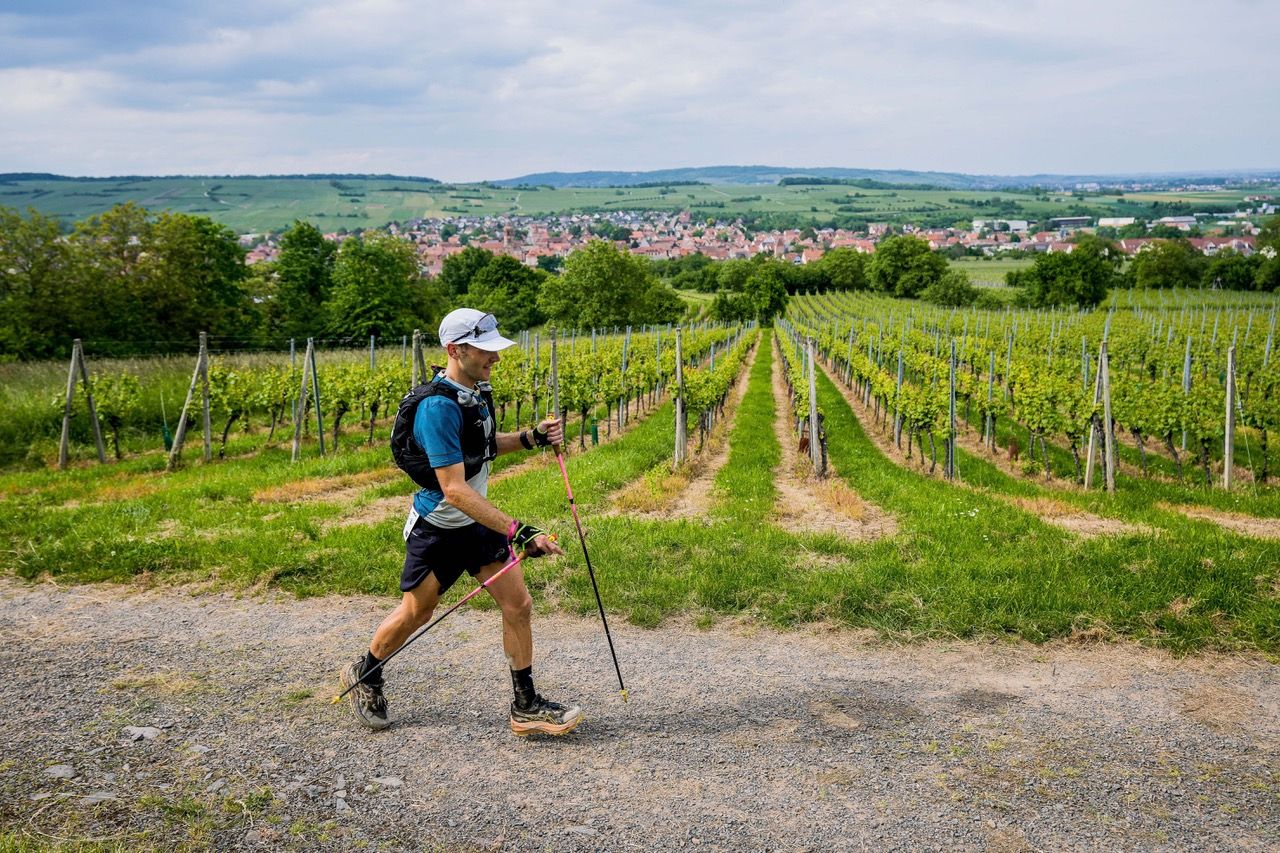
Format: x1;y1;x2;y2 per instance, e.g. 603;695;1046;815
1;169;1273;234
492;165;1280;190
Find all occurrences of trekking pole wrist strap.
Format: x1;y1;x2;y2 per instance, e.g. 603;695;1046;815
532;423;553;447
508;520;545;548
519;430;534;450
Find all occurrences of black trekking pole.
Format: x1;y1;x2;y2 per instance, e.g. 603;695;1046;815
554;448;628;702
330;545;536;704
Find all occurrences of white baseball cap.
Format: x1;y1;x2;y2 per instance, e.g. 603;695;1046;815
438;308;516;352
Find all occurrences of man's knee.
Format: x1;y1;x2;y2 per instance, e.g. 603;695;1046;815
502;591;533;624
400;588;438;627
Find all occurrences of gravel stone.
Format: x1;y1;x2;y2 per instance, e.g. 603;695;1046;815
43;764;76;779
122;726;161;741
1;579;1277;851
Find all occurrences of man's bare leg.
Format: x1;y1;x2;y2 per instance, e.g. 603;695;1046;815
370;575;443;659
478;559;582;735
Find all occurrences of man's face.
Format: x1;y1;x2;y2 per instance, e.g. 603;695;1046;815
450;343;501;385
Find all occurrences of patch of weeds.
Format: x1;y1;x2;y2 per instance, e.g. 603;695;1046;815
280;688;313;707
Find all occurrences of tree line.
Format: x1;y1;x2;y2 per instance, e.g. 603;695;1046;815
0;205;690;360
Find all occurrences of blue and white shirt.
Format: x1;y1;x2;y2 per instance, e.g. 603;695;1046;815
405;376;494;533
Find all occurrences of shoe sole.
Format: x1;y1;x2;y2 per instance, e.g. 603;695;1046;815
339;666;391;731
510;712;584;737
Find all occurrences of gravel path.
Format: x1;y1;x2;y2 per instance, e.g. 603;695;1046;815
1;579;1277;851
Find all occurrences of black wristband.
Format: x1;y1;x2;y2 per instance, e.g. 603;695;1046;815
519;430;533;450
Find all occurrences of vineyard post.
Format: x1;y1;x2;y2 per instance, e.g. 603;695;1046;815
674;327;687;467
167;334;208;471
550;328;564;440
1004;331;1014;400
402;335;407;367
887;348;901;446
1263;315;1274;369
57;341;79;469
985;351;995;451
1181;336;1192;452
369;335;376;372
411;329;423;386
57;339;108;469
532;333;540;425
620;326;631;427
1100;342;1116;493
946;340;956;481
290;338;296;369
845;323;855;386
1223;345;1236;490
74;339;108;465
1084;341;1105;489
290;338;312;461
310;338;326;456
1081;337;1088;391
807;336;823;476
200;332;212;463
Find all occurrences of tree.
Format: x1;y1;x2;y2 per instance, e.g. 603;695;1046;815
867;236;945;297
325;233;421;340
438;246;494;298
1012;236;1118;308
1126;239;1206;289
539;240;680;329
467;255;547;331
708;290;754;322
1202;249;1259;291
0;206;72;359
150;213;254;343
273;221;336;339
922;269;978;306
1257;214;1280;252
743;262;790;324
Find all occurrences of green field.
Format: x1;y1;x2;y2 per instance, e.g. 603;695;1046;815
947;256;1036;286
0;175;1258;234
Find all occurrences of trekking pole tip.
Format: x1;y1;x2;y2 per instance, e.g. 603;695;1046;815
620;688;630;703
329;695;342;705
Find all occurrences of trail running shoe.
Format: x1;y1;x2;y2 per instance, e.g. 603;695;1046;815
340;659;390;731
509;694;584;736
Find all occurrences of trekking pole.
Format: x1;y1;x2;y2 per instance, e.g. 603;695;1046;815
330;541;546;704
554;448;629;702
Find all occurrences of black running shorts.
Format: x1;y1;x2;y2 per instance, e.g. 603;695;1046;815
401;517;511;594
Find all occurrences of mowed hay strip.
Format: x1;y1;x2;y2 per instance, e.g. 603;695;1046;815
1004;495;1151;539
253;468;399;504
610;341;758;520
1158;502;1280;540
769;339;896;541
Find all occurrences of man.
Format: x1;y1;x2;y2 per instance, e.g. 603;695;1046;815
340;308;583;736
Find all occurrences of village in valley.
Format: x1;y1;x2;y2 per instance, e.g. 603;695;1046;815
241;194;1278;275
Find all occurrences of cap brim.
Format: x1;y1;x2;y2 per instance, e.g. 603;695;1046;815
466;332;517;352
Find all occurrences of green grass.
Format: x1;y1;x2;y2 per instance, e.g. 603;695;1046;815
1;332;1277;652
948;256;1034;286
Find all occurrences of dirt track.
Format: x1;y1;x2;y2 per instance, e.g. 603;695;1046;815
1;579;1277;851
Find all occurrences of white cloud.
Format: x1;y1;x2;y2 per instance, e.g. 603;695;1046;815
0;0;1276;178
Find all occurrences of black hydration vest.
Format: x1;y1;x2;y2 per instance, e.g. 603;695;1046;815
390;372;497;492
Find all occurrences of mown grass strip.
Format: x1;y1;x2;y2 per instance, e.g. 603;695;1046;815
712;337;778;524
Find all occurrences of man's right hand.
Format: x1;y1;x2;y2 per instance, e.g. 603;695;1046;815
528;533;565;558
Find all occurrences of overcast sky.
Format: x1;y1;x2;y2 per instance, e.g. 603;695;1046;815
1;0;1275;181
